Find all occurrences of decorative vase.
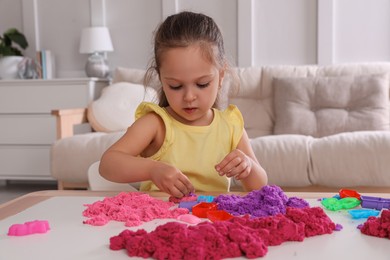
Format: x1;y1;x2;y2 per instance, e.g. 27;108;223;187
0;56;24;79
85;52;110;78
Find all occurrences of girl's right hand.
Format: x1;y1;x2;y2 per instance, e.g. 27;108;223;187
150;163;194;198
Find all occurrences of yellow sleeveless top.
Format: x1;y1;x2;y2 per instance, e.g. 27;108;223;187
135;102;244;192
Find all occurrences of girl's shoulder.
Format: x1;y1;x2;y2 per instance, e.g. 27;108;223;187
218;104;244;125
133;102;172;158
135;102;166;119
134;102;171;134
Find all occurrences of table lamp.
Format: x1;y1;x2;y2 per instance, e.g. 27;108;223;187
79;26;114;78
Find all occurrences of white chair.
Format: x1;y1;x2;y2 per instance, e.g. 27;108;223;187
87;161;139;191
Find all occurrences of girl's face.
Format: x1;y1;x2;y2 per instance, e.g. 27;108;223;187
159;45;224;126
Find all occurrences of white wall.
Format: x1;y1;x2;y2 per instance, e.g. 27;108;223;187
1;0;390;78
335;0;390;63
253;0;317;65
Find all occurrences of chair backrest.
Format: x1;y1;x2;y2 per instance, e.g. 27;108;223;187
87;161;140;191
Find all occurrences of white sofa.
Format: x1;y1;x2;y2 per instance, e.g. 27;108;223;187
51;63;390;192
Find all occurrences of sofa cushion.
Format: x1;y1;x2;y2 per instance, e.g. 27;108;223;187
273;74;390;137
87;82;158;132
310;131;390;187
228;67;269;138
250;134;313;187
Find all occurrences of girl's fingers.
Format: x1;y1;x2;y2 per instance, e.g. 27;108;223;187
179;175;194;193
168;186;185;198
169;177;194;198
221;157;243;176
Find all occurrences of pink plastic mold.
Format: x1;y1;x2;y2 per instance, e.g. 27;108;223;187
177;214;202;224
8;220;50;236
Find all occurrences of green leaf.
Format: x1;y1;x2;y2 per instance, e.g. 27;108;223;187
0;28;28;57
4;28;28;49
0;45;21;56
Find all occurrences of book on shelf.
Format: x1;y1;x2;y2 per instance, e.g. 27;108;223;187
36;50;55;79
35;51;42;79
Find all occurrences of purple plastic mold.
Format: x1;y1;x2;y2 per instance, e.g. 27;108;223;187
360;195;390;210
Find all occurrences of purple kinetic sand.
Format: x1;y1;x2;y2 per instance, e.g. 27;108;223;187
214;185;309;217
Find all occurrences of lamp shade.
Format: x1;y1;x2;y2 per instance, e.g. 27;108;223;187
79;27;114;54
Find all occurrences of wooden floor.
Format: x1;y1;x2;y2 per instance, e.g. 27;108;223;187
0;180;57;205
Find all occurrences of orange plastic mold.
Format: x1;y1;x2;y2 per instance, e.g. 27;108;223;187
339;189;361;200
207;210;234;222
192;202;218;218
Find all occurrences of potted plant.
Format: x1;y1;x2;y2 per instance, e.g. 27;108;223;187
0;28;29;79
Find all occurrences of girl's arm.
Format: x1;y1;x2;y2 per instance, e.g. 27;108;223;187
99;113;162;182
99;113;194;197
215;129;268;191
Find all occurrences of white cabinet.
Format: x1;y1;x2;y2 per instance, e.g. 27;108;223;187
0;78;108;180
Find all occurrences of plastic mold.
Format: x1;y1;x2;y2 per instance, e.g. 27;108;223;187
339;189;361;200
8;220;50;236
321;197;361;211
192;202;218;218
197;195;215;203
177;214;202;224
360;195;390;210
207;210;233;222
178;201;198;211
348;209;380;219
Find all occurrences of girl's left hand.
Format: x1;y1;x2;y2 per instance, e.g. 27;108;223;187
215;149;252;180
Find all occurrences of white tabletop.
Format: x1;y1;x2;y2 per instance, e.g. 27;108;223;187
0;191;389;260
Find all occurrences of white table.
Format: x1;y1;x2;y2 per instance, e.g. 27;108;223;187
0;190;389;259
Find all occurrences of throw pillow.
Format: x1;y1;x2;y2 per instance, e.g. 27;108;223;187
112;67;146;84
88;82;158;132
112;67;159;87
273;74;390;137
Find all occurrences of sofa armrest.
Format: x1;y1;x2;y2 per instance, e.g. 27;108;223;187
51;108;88;139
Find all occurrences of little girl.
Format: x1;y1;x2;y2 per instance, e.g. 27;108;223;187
99;11;268;198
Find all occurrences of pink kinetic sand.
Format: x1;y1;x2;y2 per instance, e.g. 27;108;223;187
82;192;188;227
110;206;336;259
359;209;390;239
168;192;197;203
8;220;50;236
